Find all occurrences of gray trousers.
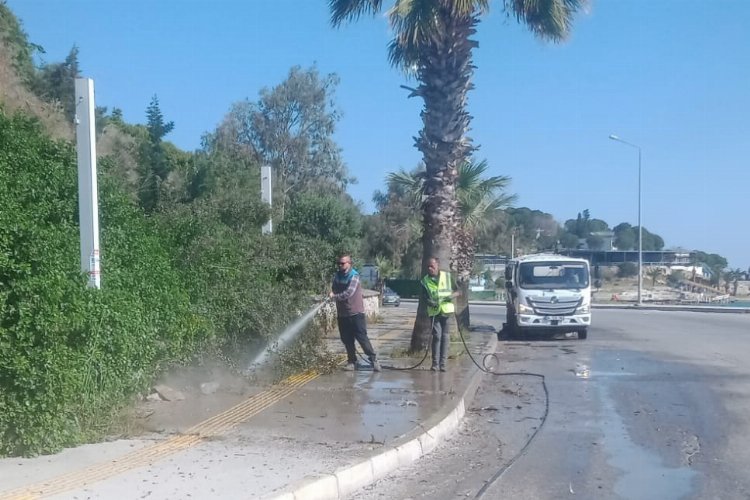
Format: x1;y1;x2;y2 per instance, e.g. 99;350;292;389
430;314;449;368
337;313;377;364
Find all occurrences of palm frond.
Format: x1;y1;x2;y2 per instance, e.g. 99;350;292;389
330;0;385;26
506;0;584;41
455;158;516;229
386;168;425;209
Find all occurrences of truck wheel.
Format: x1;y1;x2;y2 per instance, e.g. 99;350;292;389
578;328;588;340
506;308;516;327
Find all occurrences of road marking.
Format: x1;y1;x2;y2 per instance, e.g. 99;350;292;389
0;370;320;500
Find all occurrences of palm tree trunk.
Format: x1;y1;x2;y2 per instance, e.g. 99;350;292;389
410;230;453;352
454;226;475;331
408;9;477;353
455;275;471;331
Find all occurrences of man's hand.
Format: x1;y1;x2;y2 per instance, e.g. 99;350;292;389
328;291;335;300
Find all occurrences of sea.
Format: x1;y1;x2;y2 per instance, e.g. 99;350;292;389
718;300;750;308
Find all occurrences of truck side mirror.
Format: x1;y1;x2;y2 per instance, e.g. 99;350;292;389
594;279;602;289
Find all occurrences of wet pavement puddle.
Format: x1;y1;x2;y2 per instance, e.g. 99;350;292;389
598;376;695;499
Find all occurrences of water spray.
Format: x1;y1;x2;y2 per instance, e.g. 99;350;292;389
245;297;330;373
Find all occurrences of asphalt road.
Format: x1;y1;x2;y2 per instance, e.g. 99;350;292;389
353;303;750;500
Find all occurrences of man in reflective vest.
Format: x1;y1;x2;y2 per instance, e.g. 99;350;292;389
421;257;458;372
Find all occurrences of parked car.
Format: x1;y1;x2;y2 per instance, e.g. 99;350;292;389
382;287;401;307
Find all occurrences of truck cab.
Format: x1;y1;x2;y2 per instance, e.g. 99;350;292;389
504;254;592;339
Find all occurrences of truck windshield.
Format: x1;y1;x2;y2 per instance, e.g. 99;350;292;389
518;262;589;290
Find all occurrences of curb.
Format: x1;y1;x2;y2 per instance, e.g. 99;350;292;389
268;334;497;500
400;298;750;313
591;303;750;313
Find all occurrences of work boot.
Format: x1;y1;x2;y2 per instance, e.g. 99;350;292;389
371;359;381;372
343;362;356;371
430;365;437;372
439;366;447;372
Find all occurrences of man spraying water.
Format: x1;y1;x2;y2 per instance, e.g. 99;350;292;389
329;254;381;372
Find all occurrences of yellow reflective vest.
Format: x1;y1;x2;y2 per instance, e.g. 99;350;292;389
422;271;455;317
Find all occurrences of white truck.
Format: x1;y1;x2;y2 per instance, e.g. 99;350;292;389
504;254;592;339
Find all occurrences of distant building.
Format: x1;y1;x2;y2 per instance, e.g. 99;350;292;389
558;249;694;266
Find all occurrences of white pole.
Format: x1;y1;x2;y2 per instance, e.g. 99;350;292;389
261;165;272;235
637;147;643;306
609;134;642;305
75;78;101;289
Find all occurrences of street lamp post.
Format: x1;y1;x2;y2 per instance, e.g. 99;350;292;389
609;134;642;306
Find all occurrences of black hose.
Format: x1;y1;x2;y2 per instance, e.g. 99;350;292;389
354;306;550;497
454;319;550;500
356;315;434;370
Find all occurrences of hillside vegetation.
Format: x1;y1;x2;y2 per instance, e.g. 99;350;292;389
0;5;347;456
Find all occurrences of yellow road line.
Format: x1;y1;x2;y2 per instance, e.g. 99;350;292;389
0;370;320;500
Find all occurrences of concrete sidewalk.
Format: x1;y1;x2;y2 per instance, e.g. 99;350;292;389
0;306;497;500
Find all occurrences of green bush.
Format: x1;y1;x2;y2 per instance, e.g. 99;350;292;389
156;199;335;370
468;290;498;301
617;262;638;278
386;279;422;299
0;109;357;456
0;111;203;456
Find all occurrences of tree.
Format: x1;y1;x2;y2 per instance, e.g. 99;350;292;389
453;160;515;329
500;207;559;255
613;222;635;250
646;267;663;287
564;209;608;240
364;178;422;276
33;45;80;121
724;268;741;296
138;95;174;213
374;255;398;301
617;262;638;278
330;0;583;351
218;65;353;220
692;251;728;286
613;222;664;251
0;4;43;86
586;233;604;250
559;231;579;250
278;193;363;259
667;269;685;287
640;227;664;251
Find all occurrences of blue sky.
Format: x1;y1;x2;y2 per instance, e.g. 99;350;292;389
7;0;749;270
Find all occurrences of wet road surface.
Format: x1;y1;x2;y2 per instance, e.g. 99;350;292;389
353;305;750;500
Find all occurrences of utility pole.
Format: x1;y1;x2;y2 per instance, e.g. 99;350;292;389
609;134;643;305
261;165;272;235
75;78;101;288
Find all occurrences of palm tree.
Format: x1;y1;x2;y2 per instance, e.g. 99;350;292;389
330;0;583;351
388;159;516;330
646;267;663;288
374;254;398;301
453;160;515;329
724;268;741;296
